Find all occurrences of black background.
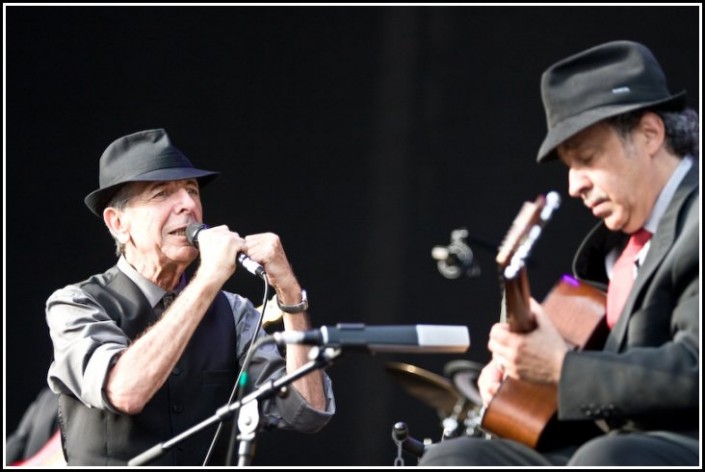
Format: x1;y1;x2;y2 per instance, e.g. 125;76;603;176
5;5;699;466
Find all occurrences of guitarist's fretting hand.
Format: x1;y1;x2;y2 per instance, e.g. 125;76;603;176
483;298;569;398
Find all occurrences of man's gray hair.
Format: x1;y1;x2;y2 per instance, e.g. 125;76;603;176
105;183;136;257
607;107;699;157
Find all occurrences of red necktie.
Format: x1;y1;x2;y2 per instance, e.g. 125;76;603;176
606;229;652;328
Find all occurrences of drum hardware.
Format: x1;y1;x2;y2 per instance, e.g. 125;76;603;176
391;421;430;465
385;359;488;464
444;359;486;438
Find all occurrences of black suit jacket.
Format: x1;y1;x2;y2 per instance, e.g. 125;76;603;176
559;163;699;439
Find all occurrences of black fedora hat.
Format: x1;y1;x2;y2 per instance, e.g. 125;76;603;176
537;40;686;162
84;129;220;217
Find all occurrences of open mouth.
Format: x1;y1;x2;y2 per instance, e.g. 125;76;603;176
170;228;187;237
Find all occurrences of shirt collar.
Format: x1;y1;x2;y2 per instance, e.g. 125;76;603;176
117;256;185;308
643;155;693;234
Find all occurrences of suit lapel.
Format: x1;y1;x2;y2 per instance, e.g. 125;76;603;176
605;164;699;352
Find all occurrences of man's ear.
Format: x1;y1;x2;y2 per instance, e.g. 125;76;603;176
638;111;666;155
104;207;130;245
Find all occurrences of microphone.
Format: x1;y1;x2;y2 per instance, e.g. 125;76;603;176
185;223;266;278
272;323;470;353
431;228;481;279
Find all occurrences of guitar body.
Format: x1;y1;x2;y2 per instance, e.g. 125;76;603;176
481;275;609;450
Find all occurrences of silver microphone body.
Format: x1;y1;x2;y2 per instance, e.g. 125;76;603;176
273;324;470;353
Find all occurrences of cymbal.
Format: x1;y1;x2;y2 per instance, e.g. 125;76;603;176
256;297;283;327
385;361;467;419
444;359;484;407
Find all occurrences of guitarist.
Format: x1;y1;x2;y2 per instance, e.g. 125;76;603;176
420;40;699;466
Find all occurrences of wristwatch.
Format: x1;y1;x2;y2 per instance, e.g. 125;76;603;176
276;289;308;313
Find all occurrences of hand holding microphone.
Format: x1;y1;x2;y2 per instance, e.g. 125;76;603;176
186;223;266;279
187;223;307;315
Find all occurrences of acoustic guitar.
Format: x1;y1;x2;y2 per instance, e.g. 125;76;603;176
480;192;609;451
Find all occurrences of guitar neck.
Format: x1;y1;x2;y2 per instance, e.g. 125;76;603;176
496;192;561;334
501;267;536;333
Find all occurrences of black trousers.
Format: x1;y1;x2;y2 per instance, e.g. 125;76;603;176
418;431;699;467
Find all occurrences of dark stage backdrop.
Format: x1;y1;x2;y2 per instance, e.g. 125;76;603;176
5;5;699;467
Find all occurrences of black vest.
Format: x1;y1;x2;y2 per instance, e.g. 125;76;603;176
59;266;238;465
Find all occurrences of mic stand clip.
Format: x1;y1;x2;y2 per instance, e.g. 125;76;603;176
235;399;260;466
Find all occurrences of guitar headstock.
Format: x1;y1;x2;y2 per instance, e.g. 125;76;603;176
497;191;561;280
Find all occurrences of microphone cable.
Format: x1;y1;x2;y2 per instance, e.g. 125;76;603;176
202;272;270;465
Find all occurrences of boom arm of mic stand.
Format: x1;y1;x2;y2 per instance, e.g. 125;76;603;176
128;341;342;466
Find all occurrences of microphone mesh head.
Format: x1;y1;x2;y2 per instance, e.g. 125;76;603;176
185;223;208;247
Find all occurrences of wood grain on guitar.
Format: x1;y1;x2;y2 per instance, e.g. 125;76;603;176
481;192;607;451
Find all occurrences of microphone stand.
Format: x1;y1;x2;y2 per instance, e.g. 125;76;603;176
128;343;341;466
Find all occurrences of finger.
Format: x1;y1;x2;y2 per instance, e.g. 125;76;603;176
493;356;506;374
487;335;511;361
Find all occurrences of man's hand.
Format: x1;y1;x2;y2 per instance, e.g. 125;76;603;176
487;298;569;385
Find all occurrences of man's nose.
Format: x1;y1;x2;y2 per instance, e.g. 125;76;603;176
567;167;590;199
174;188;199;212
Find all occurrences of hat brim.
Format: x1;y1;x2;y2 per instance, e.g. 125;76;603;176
537;91;687;163
84;168;219;217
